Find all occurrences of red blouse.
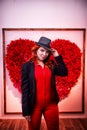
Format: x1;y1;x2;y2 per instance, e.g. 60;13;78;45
34;61;55;106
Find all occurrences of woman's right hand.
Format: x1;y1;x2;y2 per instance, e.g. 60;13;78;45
24;115;31;121
51;48;59;57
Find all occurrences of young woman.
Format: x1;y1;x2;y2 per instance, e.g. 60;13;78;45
21;37;68;130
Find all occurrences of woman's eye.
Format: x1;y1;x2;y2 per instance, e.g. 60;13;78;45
40;49;44;52
40;48;49;54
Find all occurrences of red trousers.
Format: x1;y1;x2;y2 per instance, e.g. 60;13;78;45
28;103;59;130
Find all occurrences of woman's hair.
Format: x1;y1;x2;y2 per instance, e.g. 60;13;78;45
29;45;53;68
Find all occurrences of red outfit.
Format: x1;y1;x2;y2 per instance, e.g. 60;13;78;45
28;62;59;130
35;62;55;106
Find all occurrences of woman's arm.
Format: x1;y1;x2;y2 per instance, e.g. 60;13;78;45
52;48;68;76
21;63;30;116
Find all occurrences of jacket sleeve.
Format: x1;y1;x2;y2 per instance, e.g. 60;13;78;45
53;55;68;76
21;63;30;116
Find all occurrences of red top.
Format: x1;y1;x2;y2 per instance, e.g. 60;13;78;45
34;61;55;106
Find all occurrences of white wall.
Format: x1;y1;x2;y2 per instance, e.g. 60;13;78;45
0;0;87;118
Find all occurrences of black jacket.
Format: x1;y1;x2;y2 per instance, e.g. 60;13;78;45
21;55;68;116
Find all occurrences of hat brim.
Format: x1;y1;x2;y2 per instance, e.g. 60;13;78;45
36;42;52;51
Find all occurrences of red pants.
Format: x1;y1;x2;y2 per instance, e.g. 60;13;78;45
28;103;59;130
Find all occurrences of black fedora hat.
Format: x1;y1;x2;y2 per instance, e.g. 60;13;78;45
36;36;52;51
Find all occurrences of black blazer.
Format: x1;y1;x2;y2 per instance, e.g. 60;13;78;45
21;55;68;116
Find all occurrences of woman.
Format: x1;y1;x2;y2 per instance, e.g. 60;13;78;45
21;36;68;130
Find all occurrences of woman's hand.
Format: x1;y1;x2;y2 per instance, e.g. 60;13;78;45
24;115;31;121
51;48;59;57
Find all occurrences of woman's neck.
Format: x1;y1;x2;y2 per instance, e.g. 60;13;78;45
37;59;44;68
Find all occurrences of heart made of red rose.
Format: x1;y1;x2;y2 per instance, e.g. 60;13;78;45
5;38;82;100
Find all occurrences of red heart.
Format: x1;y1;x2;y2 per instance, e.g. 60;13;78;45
5;38;81;100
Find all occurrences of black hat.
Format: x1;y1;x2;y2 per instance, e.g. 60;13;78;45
36;37;52;51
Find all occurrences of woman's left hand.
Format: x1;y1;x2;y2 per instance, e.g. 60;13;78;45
24;115;31;121
51;48;59;57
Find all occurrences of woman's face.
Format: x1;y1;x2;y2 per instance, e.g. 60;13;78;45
36;47;50;61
